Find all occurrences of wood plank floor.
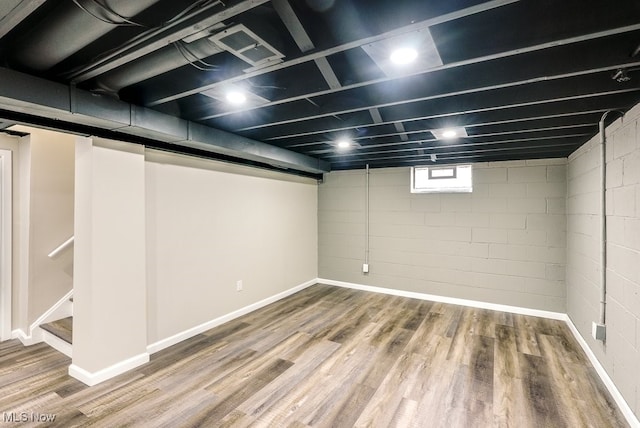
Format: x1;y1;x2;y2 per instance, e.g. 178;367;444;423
0;284;629;427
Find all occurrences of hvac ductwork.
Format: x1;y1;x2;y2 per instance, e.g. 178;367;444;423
90;20;286;94
10;0;161;71
0;67;330;174
93;37;223;93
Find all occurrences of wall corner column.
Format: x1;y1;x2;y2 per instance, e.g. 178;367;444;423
70;136;148;386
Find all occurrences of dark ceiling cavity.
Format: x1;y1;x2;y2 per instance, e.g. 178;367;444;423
0;0;639;173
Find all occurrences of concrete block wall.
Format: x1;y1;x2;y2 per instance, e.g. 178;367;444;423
319;158;567;312
567;102;640;417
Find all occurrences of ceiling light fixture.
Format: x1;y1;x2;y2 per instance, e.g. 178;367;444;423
390;47;418;65
226;91;247;105
432;127;468;140
336;139;351;150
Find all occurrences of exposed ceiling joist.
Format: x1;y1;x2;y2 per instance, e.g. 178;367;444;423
2;0;640;169
258;88;639;142
368;108;384;124
271;0;314;53
204;26;640;125
145;0;522;107
271;0;342;90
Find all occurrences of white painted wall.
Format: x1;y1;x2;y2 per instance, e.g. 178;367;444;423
145;151;318;344
0;135;19;339
73;137;147;376
25;129;75;326
567;102;640;418
319;159;567;312
9;127;74;332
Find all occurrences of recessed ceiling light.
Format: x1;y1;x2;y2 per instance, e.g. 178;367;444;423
390;47;418;65
226;91;247;105
432;127;468;140
337;139;351;150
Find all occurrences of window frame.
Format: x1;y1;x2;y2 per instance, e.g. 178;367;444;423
410;164;473;194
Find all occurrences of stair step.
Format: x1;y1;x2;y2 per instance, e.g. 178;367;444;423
40;317;73;345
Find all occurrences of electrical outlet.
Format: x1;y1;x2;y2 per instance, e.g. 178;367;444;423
362;263;369;273
592;322;606;341
236;280;243;291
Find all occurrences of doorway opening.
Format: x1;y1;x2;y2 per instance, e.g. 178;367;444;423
0;149;12;341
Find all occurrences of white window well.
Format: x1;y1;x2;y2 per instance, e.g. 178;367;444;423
411;164;472;193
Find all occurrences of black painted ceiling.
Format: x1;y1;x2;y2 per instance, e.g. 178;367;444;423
1;0;640;170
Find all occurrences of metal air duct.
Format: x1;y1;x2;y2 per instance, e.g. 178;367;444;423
93;37;223;94
11;0;161;71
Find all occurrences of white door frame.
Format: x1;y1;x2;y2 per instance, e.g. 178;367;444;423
0;149;12;341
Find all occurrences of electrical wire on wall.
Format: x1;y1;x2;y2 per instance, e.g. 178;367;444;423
364;164;370;272
596;109;625;338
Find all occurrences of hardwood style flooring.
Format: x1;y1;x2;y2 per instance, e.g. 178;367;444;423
0;284;629;427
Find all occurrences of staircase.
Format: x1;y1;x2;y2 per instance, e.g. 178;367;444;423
38;236;75;358
40;316;72;357
41;317;72;343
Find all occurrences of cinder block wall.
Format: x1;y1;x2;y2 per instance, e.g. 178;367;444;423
318;159;567;312
567;102;640;417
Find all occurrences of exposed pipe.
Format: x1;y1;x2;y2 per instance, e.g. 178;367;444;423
11;0;161;71
365;164;370;268
598;110;624;326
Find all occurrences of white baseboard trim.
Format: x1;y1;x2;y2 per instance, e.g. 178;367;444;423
564;317;640;428
14;327;43;346
318;278;566;320
147;278;317;355
318;278;639;428
41;328;72;358
69;352;150;387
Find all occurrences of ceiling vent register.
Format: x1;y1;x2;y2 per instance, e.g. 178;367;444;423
209;24;284;69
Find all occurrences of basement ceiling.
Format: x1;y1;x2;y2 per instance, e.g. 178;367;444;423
1;0;640;172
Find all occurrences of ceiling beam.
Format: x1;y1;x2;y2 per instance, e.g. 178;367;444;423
320;132;593;159
338;141;582;164
191;23;640;123
368;108;383;124
145;0;521;107
265;0;345;91
394;123;409;142
271;0;314;53
300;122;597;153
280;109;616;147
313;57;342;90
231;56;640;132
260;88;640;142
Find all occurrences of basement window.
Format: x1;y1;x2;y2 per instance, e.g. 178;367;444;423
411;164;473;193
